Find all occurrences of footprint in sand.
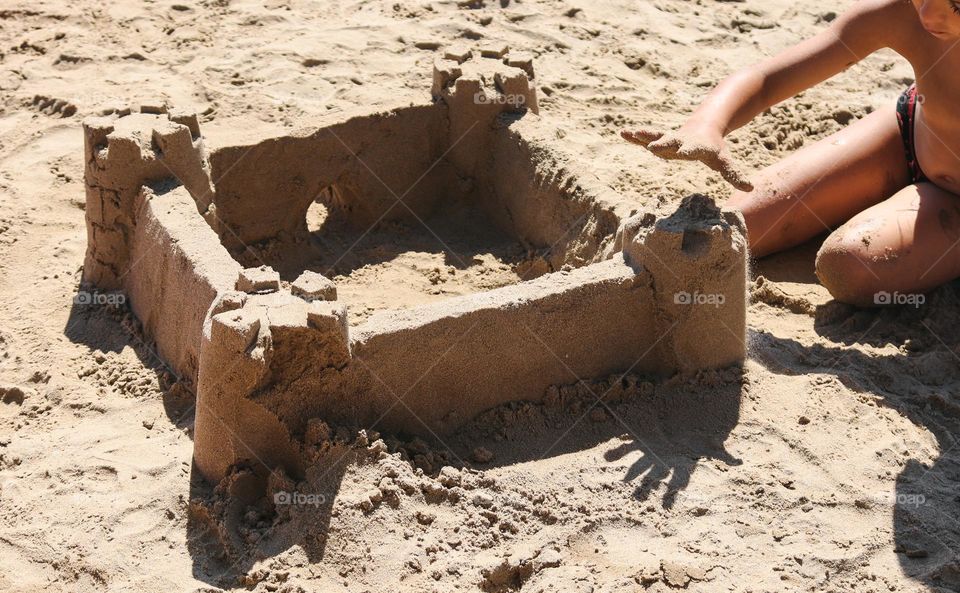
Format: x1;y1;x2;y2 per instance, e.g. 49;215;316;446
30;94;77;118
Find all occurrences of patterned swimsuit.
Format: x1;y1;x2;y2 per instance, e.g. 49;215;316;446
895;83;929;184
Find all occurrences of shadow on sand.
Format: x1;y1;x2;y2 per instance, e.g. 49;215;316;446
444;370;745;511
754;238;960;592
63;298;195;427
176;368;747;587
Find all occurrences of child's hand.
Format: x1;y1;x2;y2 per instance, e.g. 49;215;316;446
621;124;753;192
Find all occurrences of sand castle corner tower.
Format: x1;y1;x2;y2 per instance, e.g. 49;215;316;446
80;50;747;485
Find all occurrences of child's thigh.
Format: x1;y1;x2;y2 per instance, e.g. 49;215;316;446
816;183;960;305
727;105;908;257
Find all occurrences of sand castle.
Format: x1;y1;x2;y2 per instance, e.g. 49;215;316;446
81;48;749;484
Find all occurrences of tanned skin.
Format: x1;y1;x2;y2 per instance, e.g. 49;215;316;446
622;0;960;306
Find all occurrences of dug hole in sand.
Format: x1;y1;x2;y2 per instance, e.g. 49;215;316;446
80;48;748;492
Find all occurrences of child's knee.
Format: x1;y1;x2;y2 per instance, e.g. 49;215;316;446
815;234;881;306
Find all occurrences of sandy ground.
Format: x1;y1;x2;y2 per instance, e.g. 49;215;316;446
3;0;960;591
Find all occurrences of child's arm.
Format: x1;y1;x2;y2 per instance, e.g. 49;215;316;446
622;0;898;191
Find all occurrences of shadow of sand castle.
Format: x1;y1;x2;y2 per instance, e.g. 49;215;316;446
185;451;353;587
242;196;546;283
62;295;196;427
175;366;745;587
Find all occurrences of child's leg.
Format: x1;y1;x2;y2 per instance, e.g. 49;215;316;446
816;183;960;306
727;105;909;257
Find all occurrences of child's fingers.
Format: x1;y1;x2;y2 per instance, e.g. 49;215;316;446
721;167;753;192
620;128;663;147
620;131;750;191
710;152;754;192
718;167;754;192
646;135;682;158
674;144;754;191
673;142;713;162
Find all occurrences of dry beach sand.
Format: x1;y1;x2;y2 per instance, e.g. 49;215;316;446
2;0;960;592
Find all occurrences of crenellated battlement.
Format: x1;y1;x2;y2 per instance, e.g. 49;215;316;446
81;108;213;289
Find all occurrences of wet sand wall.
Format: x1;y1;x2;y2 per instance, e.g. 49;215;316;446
126;184;240;384
207;104;456;253
191;254;661;482
484;119;624;269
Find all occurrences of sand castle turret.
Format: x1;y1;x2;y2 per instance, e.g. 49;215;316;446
82;107;213;289
195;271;351;481
431;45;538;180
620;194;748;370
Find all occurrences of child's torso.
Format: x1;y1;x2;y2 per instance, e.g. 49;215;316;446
899;24;960;194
